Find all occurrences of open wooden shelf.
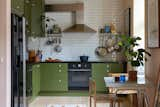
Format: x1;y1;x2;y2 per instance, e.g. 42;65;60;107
45;3;84;12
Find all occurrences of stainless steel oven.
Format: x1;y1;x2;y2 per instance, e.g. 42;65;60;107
68;63;91;90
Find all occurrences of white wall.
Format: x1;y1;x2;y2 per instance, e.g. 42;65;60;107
0;0;11;106
28;33;116;61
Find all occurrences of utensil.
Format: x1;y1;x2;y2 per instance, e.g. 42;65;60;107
54;37;62;53
98;34;107;56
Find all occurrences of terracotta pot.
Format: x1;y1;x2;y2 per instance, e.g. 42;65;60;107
128;70;137;81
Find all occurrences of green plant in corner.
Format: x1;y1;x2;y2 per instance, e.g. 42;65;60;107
118;35;151;68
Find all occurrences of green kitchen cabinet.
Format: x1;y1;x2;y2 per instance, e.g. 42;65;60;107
32;64;40;97
24;0;31;36
31;0;45;37
92;63;110;92
40;63;68;92
110;63;125;73
26;64;32;97
91;63;124;92
11;0;24;16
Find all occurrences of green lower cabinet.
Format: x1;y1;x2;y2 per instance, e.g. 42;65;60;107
32;64;40;97
91;63;124;92
40;63;68;92
110;63;124;73
92;63;110;92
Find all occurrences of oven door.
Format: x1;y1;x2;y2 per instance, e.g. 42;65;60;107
68;71;91;90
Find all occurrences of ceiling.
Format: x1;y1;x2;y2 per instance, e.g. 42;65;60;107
45;0;83;4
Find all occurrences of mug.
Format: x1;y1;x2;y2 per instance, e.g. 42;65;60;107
119;75;126;83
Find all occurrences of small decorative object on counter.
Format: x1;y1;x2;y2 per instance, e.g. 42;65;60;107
35;50;42;62
119;75;126;83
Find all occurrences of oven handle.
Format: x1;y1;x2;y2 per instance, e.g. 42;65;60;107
68;69;91;72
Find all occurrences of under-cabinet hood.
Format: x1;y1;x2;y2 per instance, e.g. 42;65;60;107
45;3;96;33
63;24;96;33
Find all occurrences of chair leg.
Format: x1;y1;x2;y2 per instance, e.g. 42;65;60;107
110;100;113;107
90;97;92;107
118;101;120;107
94;98;96;107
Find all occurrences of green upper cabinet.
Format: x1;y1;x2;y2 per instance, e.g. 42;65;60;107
11;0;24;16
24;0;31;36
31;0;45;37
40;63;68;92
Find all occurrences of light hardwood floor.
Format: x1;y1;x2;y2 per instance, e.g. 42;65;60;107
29;96;131;107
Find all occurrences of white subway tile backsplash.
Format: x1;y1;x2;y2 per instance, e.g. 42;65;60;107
28;33;116;61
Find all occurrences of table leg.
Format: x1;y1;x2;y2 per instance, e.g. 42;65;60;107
137;90;144;107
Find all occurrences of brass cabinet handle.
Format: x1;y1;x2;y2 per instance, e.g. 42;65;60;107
59;80;62;83
59;70;62;72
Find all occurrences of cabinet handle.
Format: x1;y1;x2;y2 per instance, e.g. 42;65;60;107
16;6;20;9
37;65;40;68
59;70;62;72
59;80;62;83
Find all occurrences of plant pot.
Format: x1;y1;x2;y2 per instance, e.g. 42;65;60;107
128;70;137;82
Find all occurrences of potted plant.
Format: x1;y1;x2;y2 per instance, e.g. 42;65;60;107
118;35;151;81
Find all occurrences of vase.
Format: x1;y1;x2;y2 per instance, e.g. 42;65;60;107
128;70;137;82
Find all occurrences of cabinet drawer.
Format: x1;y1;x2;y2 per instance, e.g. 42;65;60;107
40;77;68;91
110;63;124;73
40;63;68;92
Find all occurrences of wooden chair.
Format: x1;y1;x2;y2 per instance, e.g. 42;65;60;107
89;78;124;107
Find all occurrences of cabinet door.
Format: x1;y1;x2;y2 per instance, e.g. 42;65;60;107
11;0;24;16
31;0;44;37
32;64;40;96
26;64;32;97
92;63;110;92
40;63;68;92
110;63;124;73
24;0;31;36
32;65;37;97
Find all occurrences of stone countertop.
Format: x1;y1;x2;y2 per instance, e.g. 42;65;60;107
27;61;127;64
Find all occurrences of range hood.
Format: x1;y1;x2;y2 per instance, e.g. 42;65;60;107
63;24;96;33
45;3;96;33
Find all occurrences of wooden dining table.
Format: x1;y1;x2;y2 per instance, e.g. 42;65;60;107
105;81;151;107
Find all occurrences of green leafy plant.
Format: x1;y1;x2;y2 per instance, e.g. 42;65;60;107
118;35;151;67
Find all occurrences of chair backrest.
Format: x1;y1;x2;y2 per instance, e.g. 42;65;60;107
89;78;96;97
